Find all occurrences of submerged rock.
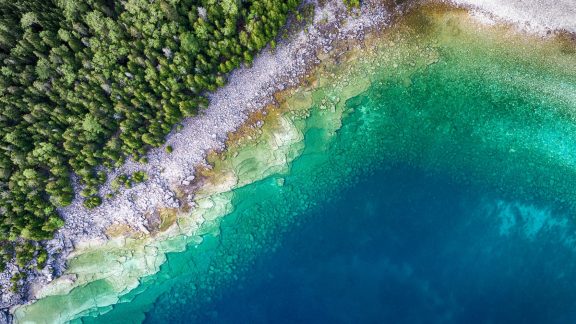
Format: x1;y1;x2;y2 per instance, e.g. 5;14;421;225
12;1;576;322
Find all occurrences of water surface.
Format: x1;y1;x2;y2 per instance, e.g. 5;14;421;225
15;5;576;323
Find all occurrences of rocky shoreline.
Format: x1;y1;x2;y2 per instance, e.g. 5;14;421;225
2;0;574;320
445;0;576;34
0;0;392;315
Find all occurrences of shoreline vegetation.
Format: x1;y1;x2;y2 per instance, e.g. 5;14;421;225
0;0;572;322
0;0;301;301
0;0;390;314
13;1;576;321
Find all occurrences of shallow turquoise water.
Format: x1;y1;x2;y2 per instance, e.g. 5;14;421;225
77;21;576;323
15;8;576;323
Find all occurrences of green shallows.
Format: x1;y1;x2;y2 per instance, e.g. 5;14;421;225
14;6;576;323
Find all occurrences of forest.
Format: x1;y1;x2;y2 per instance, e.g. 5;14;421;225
0;0;300;285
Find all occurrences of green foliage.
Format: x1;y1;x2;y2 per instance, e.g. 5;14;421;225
165;145;173;153
42;215;65;233
15;242;35;268
0;244;14;273
343;0;360;9
111;174;129;190
132;171;147;183
83;196;102;209
0;0;301;271
36;248;48;269
10;272;24;292
299;3;316;25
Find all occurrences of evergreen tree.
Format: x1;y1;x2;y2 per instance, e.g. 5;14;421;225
0;0;302;283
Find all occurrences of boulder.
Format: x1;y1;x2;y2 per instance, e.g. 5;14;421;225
0;309;11;324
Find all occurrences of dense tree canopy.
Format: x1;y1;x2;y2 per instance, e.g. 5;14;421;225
0;0;300;280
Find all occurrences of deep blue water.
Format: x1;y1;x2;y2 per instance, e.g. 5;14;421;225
143;165;576;324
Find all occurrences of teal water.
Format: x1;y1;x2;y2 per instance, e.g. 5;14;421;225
15;7;576;323
147;167;576;323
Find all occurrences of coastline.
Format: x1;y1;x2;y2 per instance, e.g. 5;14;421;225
445;0;576;34
0;0;392;315
2;0;576;321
